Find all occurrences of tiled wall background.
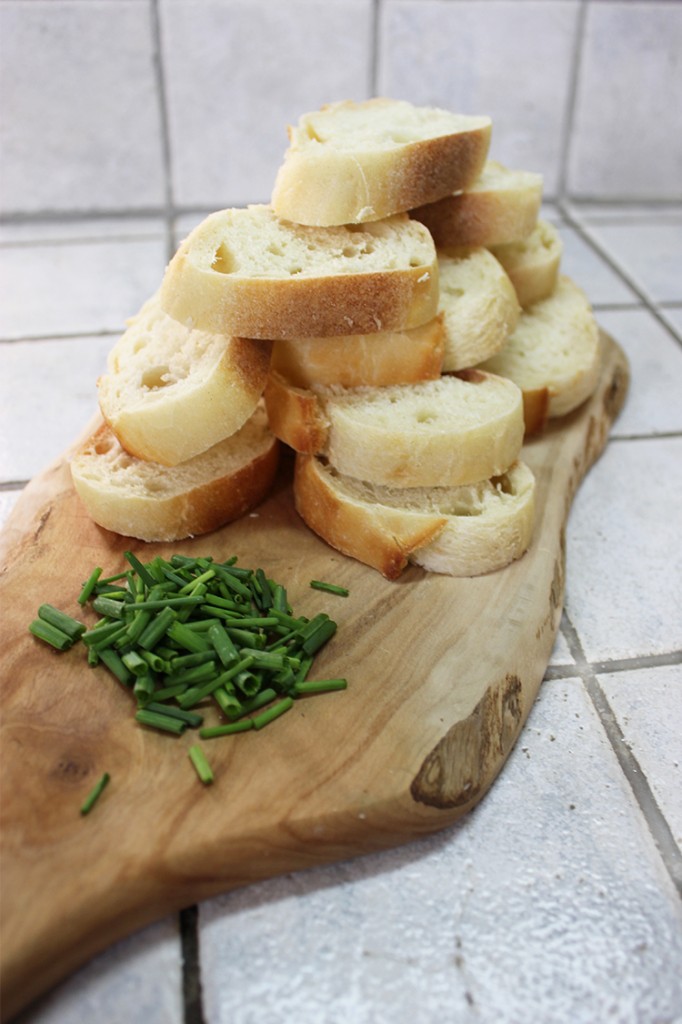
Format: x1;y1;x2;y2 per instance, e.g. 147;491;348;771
1;0;681;225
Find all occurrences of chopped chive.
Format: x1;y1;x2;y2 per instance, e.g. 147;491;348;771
124;551;155;589
126;596;204;611
121;650;152;677
294;678;348;695
29;619;74;651
213;686;243;718
98;648;133;686
138;606;176;651
252;697;294;730
78;567;103;605
37;604;86;640
91;595;127;619
188;745;214;785
208;622;239;667
310;580;349;597
80;772;110;816
150;683;189;703
145;703;204;728
166;620;210;654
135;708;186;735
200;719;254;738
301;617;337;656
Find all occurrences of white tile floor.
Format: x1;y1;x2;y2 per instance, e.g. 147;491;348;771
2;207;681;1024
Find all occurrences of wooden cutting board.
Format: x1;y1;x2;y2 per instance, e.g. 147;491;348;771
0;331;628;1021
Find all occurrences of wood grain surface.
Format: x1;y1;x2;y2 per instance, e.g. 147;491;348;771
0;331;628;1021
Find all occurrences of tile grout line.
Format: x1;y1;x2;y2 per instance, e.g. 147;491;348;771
555;0;587;202
370;0;381;96
179;906;206;1024
150;0;176;264
558;200;682;349
560;612;682;896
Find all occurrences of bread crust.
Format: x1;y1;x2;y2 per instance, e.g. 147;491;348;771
160;206;439;340
294;455;535;579
97;294;271;466
265;369;524;488
294;454;447;579
411;161;543;249
269;316;445;388
272;99;492;225
70;414;279;542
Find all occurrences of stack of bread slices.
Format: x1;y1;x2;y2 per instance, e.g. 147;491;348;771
70;97;602;579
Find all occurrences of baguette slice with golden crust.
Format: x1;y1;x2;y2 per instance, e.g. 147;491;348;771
438;248;520;371
269;316;444;389
271;98;492;226
160;206;439;340
70;406;279;542
97;292;270;467
411;161;543;249
294;454;535;579
264;369;524;488
490;219;563;308
479;276;602;420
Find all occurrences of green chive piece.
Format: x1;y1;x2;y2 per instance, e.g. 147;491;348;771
80;772;111;816
188;745;214;785
213;686;243;718
301;617;337;656
310;580;349;597
145;703;203;728
37;604;86;640
166;620;210;653
208;622;239;667
29;619;73;651
124;551;155;589
98;648;133;686
91;595;127;620
252;697;294;730
78;567;103;605
138;606;177;651
294;678;348;695
200;720;253;739
235;687;277;718
151;683;189;703
121;650;152;677
135;708;186;735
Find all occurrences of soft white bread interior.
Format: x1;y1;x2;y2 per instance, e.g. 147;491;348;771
479;275;602;420
70;406;279;543
160;205;439;340
264;369;524;488
294;454;535;579
490;219;563;308
271;98;492;226
97;292;271;467
410;160;543;249
438;248;520;371
269;316;444;389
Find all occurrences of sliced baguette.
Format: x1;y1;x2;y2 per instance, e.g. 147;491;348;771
70;406;279;542
97;292;270;467
160;205;439;340
271;98;492;226
438;248;520;371
269;316;444;389
294;454;535;579
479;276;602;422
490;219;563;308
411;161;543;249
264;370;524;488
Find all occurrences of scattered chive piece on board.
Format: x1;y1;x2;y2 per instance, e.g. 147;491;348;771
310;580;350;597
188;745;214;785
80;773;110;816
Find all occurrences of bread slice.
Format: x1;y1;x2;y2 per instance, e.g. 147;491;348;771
264;370;524;488
294;454;535;579
269;316;444;389
410;161;543;249
271;98;492;226
490;219;563;308
438;248;520;371
70;406;279;542
97;292;271;467
160;205;439;340
479;276;602;423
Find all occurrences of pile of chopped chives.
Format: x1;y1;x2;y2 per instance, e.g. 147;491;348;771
29;553;348;794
